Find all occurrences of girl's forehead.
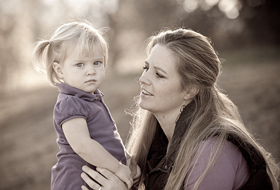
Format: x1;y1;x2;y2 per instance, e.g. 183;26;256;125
66;42;104;59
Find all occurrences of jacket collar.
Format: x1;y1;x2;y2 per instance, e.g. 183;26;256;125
56;83;104;102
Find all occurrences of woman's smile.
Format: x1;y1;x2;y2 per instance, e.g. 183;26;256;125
141;89;153;96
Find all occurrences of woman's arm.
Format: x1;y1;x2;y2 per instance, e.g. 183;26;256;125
62;117;132;188
81;166;128;190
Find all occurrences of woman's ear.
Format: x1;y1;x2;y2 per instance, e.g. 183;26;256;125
184;85;199;101
53;62;63;79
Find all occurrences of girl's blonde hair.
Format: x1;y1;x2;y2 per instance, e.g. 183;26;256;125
127;29;279;190
32;20;108;85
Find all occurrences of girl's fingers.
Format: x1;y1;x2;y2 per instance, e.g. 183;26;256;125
126;157;131;168
96;167;115;180
97;168;133;189
96;167;129;190
81;185;89;190
81;171;103;190
131;155;137;165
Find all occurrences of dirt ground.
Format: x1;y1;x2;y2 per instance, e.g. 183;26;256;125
0;61;279;190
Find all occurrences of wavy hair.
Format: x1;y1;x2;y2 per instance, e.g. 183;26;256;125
32;20;108;85
127;29;279;190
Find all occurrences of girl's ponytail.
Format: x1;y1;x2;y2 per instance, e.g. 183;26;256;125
32;40;56;85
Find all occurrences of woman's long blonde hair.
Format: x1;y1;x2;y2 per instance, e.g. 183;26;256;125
32;20;108;85
126;29;279;190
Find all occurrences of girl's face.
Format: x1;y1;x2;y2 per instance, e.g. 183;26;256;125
139;44;187;117
53;43;105;93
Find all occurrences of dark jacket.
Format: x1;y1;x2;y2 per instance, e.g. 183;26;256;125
144;103;273;190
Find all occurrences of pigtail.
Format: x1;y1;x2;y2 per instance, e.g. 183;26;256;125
32;40;50;72
32;40;57;85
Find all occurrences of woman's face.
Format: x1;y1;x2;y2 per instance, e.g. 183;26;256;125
139;44;187;117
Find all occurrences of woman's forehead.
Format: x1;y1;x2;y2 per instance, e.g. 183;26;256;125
147;45;177;68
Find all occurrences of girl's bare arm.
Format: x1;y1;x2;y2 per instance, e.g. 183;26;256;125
62;117;132;188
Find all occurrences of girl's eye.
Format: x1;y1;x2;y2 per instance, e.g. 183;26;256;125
76;63;84;67
93;61;102;66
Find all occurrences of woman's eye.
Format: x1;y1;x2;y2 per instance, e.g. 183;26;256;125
76;63;84;67
93;61;102;66
143;66;148;70
156;72;164;78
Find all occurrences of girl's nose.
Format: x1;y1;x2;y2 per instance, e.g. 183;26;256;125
86;65;96;75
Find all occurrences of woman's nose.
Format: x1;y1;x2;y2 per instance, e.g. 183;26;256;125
139;71;150;86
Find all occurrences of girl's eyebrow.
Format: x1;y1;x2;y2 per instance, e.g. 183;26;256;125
73;57;103;62
145;60;167;74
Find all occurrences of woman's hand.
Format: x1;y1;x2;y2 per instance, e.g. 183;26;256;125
81;166;128;190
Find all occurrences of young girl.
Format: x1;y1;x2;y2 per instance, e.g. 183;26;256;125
32;21;134;190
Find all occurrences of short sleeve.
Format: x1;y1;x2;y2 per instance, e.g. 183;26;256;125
54;96;89;127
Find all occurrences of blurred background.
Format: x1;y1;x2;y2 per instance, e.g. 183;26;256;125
0;0;279;189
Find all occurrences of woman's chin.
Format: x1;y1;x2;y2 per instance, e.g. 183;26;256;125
139;101;150;111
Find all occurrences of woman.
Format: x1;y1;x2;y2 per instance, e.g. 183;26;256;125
81;29;279;190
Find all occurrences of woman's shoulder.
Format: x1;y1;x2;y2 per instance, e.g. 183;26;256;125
186;137;250;190
199;137;239;152
197;137;248;170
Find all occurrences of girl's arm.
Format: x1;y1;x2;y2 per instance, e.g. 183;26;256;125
62;117;132;188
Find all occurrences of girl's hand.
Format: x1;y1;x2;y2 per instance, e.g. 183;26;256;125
127;155;141;183
81;166;128;190
114;163;133;188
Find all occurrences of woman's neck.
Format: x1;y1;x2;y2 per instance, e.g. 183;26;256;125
154;109;181;142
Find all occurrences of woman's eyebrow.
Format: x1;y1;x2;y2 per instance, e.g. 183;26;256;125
145;60;167;74
154;66;167;74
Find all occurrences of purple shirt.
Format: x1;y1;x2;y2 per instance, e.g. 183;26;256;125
184;138;250;190
51;83;126;190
